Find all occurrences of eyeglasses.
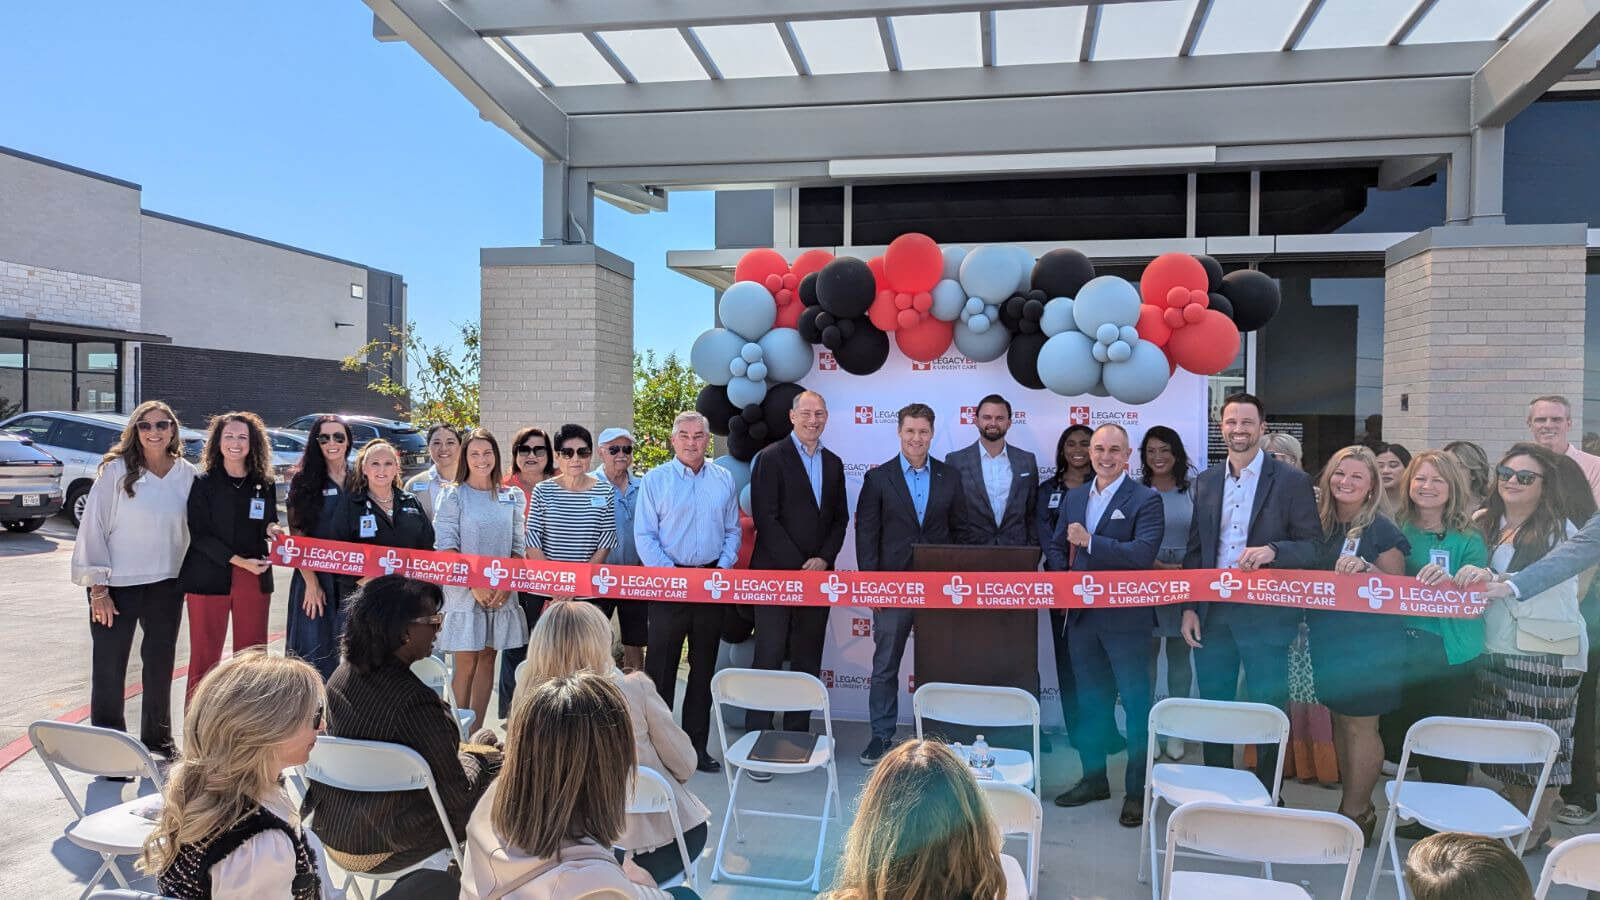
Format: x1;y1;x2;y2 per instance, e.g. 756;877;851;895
515;445;548;456
604;445;634;456
1497;465;1543;486
311;706;324;731
556;447;594;459
409;613;444;627
315;433;348;445
136;420;174;432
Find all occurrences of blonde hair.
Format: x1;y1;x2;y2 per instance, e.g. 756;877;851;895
102;400;184;497
521;599;615;695
350;439;400;496
1317;445;1384;538
824;740;1007;900
1396;450;1476;535
1262;432;1303;469
141;651;322;874
1404;832;1532;900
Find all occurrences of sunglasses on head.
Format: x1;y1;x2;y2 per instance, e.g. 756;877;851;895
311;705;324;731
136;420;173;432
604;445;633;456
1496;465;1543;486
315;433;348;445
515;445;547;456
409;612;444;627
556;447;593;459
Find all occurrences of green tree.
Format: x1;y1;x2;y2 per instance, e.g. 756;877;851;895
342;321;480;430
633;350;705;470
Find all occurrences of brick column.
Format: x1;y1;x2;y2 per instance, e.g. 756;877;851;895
479;246;634;441
1383;224;1587;460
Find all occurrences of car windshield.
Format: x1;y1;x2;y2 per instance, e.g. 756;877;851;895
388;427;426;452
0;438;56;464
182;438;205;461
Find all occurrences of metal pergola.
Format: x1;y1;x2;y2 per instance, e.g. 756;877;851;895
366;0;1600;246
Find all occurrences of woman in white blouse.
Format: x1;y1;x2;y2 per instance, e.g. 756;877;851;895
70;400;198;759
405;423;460;521
140;649;342;899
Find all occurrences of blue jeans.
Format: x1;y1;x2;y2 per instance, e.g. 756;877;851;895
869;608;916;742
1193;623;1290;788
1069;627;1153;796
285;570;345;680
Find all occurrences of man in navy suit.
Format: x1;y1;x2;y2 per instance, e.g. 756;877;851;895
854;402;973;766
944;393;1039;548
1049;423;1164;826
1179;392;1321;785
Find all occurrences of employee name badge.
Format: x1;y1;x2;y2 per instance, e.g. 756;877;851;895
1430;548;1451;570
323;487;339;497
1340;534;1360;558
497;489;513;504
248;498;266;520
359;514;378;538
590;494;607;508
1048;491;1063;510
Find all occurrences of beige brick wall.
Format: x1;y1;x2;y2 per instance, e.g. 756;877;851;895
480;261;634;442
1382;243;1587;461
0;257;141;331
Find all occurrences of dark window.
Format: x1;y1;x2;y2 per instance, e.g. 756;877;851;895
1259;169;1382;235
0;368;20;420
286;416;316;431
270;432;305;453
0;437;56;464
386;428;427;452
0;338;21;369
0;336;121;414
27;370;71;410
1506;97;1600;227
52;420;117;454
76;343;117;373
3;415;56;443
350;424;380;443
798;187;844;247
1196;171;1250;237
1584;255;1600;440
1335;175;1445;234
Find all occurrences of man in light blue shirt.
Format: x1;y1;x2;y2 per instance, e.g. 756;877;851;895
594;426;646;673
635;411;741;771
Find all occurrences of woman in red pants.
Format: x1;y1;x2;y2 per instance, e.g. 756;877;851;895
180;411;281;699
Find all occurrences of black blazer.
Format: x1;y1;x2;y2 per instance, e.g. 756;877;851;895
326;488;436;598
854;455;973;572
179;470;278;596
1183;452;1321;644
749;438;849;570
1055;477;1164;631
944;442;1040;547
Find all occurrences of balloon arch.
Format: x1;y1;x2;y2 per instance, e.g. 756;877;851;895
692;236;1282;471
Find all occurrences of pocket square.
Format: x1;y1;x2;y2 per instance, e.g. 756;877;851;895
1110;509;1127;520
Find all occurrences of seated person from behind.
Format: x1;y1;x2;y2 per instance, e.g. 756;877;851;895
1403;832;1533;900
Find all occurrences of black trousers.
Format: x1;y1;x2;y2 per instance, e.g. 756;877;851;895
1193;623;1290;789
646;600;723;755
1380;628;1478;785
90;579;184;753
1565;642;1600;808
745;606;830;732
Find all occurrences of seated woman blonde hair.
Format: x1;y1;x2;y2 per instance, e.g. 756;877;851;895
516;600;711;886
824;739;1027;900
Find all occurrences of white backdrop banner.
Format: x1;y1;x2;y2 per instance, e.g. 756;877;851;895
801;343;1208;726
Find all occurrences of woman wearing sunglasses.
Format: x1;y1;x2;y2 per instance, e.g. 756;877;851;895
1457;442;1595;845
496;426;556;718
286;415;354;679
522;424;617;639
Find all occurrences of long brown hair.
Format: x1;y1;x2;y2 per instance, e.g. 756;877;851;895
101;400;183;497
454;428;504;486
1480;442;1567;572
200;411;274;484
287;415;352;534
825;740;1008;900
1396;450;1476;535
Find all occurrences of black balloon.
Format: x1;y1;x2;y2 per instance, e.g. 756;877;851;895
1218;269;1280;332
1207;291;1235;322
834;323;890;375
815;257;875;319
762;382;806;440
821;325;843;350
1006;332;1048;390
999;292;1046;335
1031;248;1096;299
725;418;761;461
741;404;763;425
695;385;739;437
1195;254;1225;293
797;305;826;344
799;272;820;308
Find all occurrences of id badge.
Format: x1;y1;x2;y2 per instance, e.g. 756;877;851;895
323;487;339;497
248;498;266;520
1340;535;1360;558
497;489;513;504
590;495;607;508
359;514;378;538
1048;491;1062;510
1430;548;1451;570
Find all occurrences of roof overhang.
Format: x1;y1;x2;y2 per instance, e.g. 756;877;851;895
0;317;172;344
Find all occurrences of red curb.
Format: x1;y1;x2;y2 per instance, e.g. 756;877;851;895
0;630;288;772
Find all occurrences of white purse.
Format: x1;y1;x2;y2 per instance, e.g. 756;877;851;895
1509;577;1583;657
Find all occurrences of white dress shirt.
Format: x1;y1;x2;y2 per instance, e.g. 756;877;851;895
1084;472;1126;554
634;457;741;568
208;795;344;899
71;458;198;587
980;444;1013;526
1218;448;1265;569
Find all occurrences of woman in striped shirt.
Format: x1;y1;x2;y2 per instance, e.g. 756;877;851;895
525;424;617;617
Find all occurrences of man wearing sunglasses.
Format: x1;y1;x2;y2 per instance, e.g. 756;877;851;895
593;427;648;673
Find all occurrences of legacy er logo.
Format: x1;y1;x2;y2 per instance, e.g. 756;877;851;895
855;405;874;425
703;571;731;600
275;538;301;565
1359;577;1395;610
942;575;972;606
820;573;850;604
591;567;619;595
378;549;404;575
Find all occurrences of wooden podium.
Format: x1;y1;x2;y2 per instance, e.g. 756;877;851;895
910;543;1042;697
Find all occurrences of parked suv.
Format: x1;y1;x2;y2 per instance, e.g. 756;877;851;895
0;432;64;532
0;411;206;526
283;414;430;477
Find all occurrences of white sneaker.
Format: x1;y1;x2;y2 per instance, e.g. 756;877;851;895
1381;760;1399;776
1165;738;1185;760
1557;802;1598;826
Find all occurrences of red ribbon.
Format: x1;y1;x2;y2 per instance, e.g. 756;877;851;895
269;536;1487;618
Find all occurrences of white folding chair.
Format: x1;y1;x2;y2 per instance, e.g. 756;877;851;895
411;653;474;737
1368;716;1560;900
30;721;166;900
1138;698;1290;898
627;766;698;890
981;781;1043;899
709;668;842;891
301;736;462;900
914;682;1041;797
1161;801;1363;899
1537;833;1600;899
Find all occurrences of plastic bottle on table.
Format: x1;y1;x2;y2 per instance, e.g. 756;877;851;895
971;734;992;768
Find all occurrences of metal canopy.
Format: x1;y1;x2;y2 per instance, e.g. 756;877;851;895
365;0;1600;238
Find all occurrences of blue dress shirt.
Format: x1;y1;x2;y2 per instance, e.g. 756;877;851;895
900;453;930;525
792;433;823;507
592;467;641;566
634;457;741;568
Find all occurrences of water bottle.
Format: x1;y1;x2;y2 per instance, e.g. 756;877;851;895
971;734;992;768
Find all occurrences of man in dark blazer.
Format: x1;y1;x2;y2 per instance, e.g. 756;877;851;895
1179;392;1321;785
1049;423;1163;826
746;391;849;735
944;393;1039;548
855;402;973;766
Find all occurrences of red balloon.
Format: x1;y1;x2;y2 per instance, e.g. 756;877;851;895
1137;304;1172;347
867;255;889;292
896;309;921;330
868;288;900;332
1182;303;1206;324
894;292;912;311
1166;285;1189;308
791;249;835;282
765;274;784;293
1167;309;1241;375
774;301;803;330
775;288;796;307
884;233;944;294
781;273;798;291
735;514;756;568
1163;308;1186;329
894;316;955;362
1141;253;1210;308
912;291;933;313
735;248;791;287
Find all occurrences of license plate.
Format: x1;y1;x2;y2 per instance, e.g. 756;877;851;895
21;494;41;507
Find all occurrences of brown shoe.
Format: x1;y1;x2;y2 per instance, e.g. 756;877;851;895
1119;796;1144;828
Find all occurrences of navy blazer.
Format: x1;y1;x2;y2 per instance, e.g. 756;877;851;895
944;442;1039;547
1052;476;1163;631
749;438;849;570
1182;452;1321;645
854;455;973;572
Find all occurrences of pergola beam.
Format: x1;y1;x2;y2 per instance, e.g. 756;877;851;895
1388;0;1441;45
1472;0;1600;126
1282;0;1325;51
1179;0;1212;57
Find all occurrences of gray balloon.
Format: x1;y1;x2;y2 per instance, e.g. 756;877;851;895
930;278;967;322
690;328;746;386
726;374;768;408
941;246;968;281
1071;275;1142;337
1036;331;1102;397
719;280;778;341
713;454;752;495
953;317;1012;362
757;328;814;383
1102;340;1172;405
958;246;1024;305
1040;297;1077;337
739;483;753;517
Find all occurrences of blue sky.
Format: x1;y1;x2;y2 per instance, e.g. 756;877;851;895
0;2;714;360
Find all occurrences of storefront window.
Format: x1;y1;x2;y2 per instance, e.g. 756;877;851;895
0;336;122;413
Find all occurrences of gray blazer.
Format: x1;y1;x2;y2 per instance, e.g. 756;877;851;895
944;441;1039;547
1512;511;1600;598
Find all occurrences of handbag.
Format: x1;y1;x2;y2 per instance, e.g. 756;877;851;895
1509;577;1584;657
483;842;625;900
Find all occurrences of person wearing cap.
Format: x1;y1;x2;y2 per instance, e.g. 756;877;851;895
594;426;648;673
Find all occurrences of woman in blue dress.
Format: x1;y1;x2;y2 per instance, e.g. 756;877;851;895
285;415;353;679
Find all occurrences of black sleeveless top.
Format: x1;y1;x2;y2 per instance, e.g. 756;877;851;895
157;805;321;899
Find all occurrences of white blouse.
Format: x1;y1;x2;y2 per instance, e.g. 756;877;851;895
70;458;198;588
208;796;344;900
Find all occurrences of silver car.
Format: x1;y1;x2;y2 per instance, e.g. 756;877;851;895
0;432;63;532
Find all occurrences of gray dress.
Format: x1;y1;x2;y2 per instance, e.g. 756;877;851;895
1153;483;1195;637
434;483;527;652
